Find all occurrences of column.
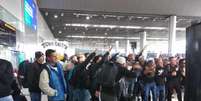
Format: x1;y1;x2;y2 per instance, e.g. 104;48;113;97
126;39;130;55
168;16;177;55
115;40;119;52
140;31;147;50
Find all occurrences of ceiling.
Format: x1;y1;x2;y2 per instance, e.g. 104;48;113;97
39;0;201;17
40;8;201;40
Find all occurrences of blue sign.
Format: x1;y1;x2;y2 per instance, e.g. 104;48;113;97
24;0;37;30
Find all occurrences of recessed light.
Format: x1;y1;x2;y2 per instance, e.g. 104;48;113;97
61;13;64;16
86;16;90;20
54;14;58;18
58;30;62;34
64;27;66;30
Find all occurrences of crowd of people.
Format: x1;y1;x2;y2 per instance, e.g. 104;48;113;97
0;47;186;101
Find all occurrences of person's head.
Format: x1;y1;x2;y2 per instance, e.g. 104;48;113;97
169;57;177;66
93;55;102;64
116;56;127;67
139;56;145;65
146;60;156;68
77;54;86;63
127;54;134;61
155;58;163;68
65;62;74;71
61;53;68;62
45;49;57;64
179;59;185;68
163;58;169;66
35;51;44;64
70;55;78;64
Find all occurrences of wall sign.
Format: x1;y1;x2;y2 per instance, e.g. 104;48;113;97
24;0;37;30
41;41;69;50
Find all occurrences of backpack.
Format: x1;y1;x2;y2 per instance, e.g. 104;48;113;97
17;61;30;88
98;62;119;87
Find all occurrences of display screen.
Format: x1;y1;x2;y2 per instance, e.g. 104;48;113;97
24;0;37;30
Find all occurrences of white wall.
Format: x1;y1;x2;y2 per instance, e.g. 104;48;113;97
0;0;23;21
37;11;54;41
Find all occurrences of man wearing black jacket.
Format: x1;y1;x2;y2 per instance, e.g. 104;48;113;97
0;59;14;101
97;56;137;101
71;49;97;101
166;57;182;101
27;52;44;101
155;58;167;101
88;48;112;101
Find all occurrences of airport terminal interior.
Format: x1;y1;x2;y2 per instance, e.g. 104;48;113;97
1;0;201;101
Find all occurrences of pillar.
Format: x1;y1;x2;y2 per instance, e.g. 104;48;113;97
168;16;177;55
140;31;147;50
126;39;130;55
115;40;119;52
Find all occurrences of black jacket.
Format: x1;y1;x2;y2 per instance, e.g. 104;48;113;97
167;65;182;85
0;59;14;98
99;63;137;95
27;62;43;93
72;52;96;89
155;66;168;85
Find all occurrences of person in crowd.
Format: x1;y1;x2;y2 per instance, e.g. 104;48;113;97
155;58;167;101
178;59;186;100
11;79;27;101
138;56;146;68
17;60;30;88
0;59;14;101
178;59;186;87
163;58;169;68
70;49;97;101
127;54;135;66
27;51;44;101
166;57;182;101
142;60;157;101
118;61;142;101
97;56;138;101
39;49;67;101
88;48;112;101
131;62;143;101
62;61;73;101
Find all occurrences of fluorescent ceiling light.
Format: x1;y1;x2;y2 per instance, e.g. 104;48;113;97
65;35;169;40
65;23;185;31
65;35;139;40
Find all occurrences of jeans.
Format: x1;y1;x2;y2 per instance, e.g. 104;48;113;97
72;89;91;101
0;95;13;101
30;92;41;101
143;82;157;101
156;85;166;101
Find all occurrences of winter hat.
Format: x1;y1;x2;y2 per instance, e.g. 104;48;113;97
35;51;44;59
116;56;126;65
